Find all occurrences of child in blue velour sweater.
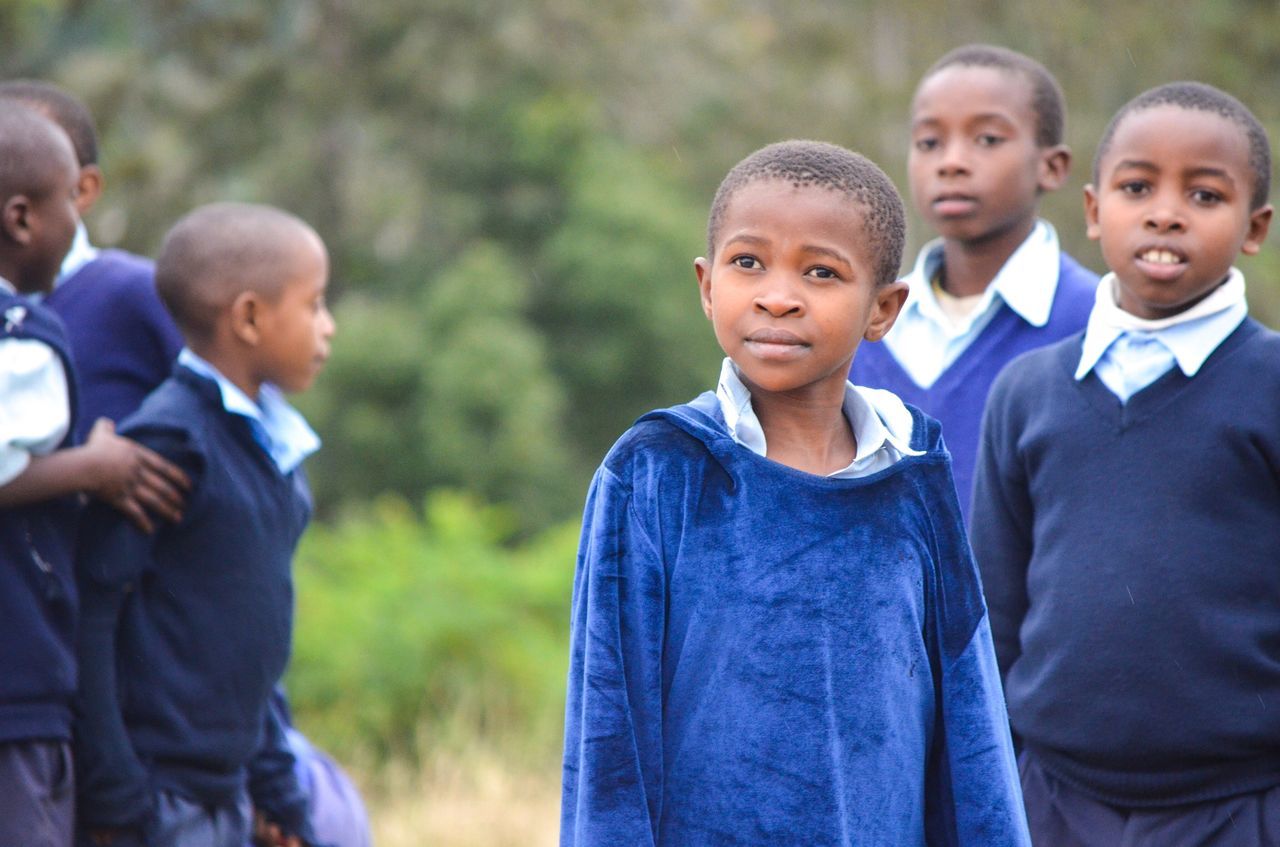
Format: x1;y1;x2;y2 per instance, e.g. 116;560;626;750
561;140;1029;846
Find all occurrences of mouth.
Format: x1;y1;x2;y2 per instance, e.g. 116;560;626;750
1133;245;1189;280
743;329;809;360
931;193;978;217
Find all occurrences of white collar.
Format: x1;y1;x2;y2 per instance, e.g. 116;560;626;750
177;348;320;473
0;276;14;295
1075;269;1248;380
715;358;923;473
56;220;99;286
902;219;1061;330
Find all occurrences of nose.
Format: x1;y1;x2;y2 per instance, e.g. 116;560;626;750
320;306;337;338
936;141;971;177
1144;200;1185;233
754;274;803;318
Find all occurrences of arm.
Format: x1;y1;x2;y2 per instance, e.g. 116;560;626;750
560;466;665;847
921;473;1030;847
248;690;317;847
0;418;189;533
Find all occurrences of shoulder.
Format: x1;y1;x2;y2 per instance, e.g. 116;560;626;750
77;249;155;282
988;333;1082;409
1226;318;1280;379
120;369;218;446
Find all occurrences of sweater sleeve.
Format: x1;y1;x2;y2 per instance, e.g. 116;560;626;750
73;428;200;830
560;465;666;847
922;475;1030;847
248;690;319;846
968;372;1035;683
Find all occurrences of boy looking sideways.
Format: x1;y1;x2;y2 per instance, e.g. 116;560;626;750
561;140;1028;846
74;203;335;847
850;44;1097;523
971;82;1278;845
0;106;186;847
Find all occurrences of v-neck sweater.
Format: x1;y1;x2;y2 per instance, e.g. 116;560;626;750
561;392;1029;846
971;318;1280;806
850;252;1097;524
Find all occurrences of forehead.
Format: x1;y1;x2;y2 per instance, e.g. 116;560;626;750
912;64;1036;129
1100;105;1252;180
720;178;869;241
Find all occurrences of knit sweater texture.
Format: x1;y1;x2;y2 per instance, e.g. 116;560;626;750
561;392;1028;846
849;252;1097;524
971;319;1280;806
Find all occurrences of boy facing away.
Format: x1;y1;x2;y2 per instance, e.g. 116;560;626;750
561;140;1029;846
0;106;187;847
849;44;1098;523
74;203;336;847
971;82;1278;846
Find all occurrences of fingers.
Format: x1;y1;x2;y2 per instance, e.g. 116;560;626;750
136;446;191;492
119;497;156;535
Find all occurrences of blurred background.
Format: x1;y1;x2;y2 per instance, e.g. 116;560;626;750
5;1;1279;843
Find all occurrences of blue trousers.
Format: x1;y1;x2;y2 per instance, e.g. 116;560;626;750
0;739;74;847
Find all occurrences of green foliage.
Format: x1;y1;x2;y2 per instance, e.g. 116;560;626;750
286;492;578;761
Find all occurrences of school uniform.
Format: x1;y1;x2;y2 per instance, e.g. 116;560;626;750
0;281;79;847
74;351;323;847
850;221;1097;523
971;271;1280;845
561;360;1029;845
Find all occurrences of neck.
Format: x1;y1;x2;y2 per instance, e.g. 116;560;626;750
189;343;262;401
938;217;1035;298
750;382;854;475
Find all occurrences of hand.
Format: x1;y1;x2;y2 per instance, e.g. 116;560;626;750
253;811;306;847
82;418;190;533
83;827;141;847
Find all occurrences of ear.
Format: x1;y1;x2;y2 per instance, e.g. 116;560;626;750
1083;184;1102;241
229;290;263;345
863;280;909;342
694;256;714;320
1241;203;1273;256
1037;145;1071;192
1;195;34;245
75;165;103;216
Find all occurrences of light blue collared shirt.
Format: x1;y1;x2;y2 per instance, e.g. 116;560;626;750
1075;269;1248;402
178;348;320;474
884;220;1062;388
714;358;923;478
57;220;99;287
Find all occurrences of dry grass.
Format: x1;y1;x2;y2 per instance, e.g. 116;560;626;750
359;746;560;847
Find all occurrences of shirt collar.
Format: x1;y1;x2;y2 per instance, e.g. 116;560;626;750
1075;268;1249;380
715;358;922;474
56;220;99;287
0;276;14;295
902;219;1061;330
177;348;320;473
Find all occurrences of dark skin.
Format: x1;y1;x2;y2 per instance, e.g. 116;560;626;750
0;121;189;531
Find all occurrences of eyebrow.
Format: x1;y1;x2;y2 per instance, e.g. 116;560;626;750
913;112;1017;129
1113;159;1238;185
723;234;852;266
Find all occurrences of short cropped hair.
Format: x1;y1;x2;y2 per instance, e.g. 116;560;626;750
0;105;76;203
155;202;320;342
0;80;98;167
706;140;906;287
1092;81;1271;210
922;44;1066;148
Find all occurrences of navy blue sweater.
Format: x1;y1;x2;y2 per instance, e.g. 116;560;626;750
74;365;311;834
850;252;1097;524
44;250;183;443
971;319;1280;806
0;291;80;744
561;393;1029;846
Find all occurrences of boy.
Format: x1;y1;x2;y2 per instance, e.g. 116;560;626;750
849;44;1098;523
74;202;336;847
0;106;187;847
0;79;184;443
561;140;1029;845
971;82;1278;845
1;80;370;847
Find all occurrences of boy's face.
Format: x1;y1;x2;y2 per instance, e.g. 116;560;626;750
1085;105;1272;320
6;144;79;294
908;65;1067;248
252;231;336;394
694;180;906;401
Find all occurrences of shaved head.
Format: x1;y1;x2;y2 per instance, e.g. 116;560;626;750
0;80;98;167
0;103;78;207
155;202;324;342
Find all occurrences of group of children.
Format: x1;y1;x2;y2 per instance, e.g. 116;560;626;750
0;84;368;846
562;45;1280;846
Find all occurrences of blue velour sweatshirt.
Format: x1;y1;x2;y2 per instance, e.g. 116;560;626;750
0;291;80;744
44;249;183;443
849;252;1097;524
971;319;1280;807
73;365;314;841
561;392;1029;846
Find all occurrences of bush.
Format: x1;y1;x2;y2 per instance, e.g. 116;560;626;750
286;491;579;763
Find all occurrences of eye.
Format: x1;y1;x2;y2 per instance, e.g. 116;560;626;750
807;266;841;282
1189;188;1223;206
730;255;761;270
913;136;939;153
1118;180;1150;197
975;133;1005;148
